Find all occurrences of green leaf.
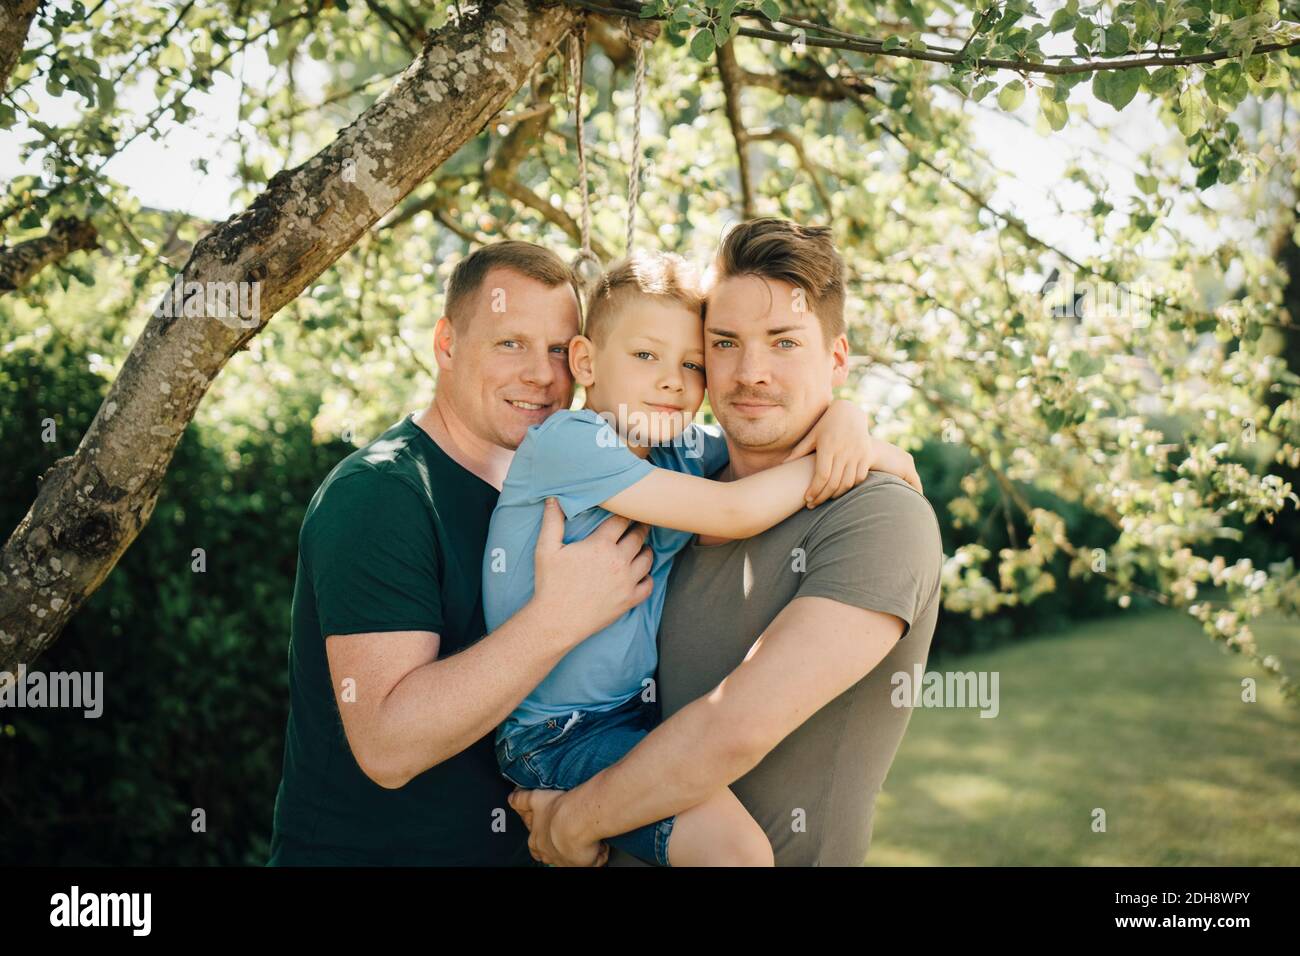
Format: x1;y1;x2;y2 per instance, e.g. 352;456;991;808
1041;95;1069;130
157;42;186;71
1146;65;1179;94
1068;351;1105;377
759;0;781;20
997;79;1026;111
1175;87;1207;137
1048;8;1077;32
971;79;998;102
1134;0;1159;40
689;27;715;61
882;34;903;52
1094;67;1141;110
1103;23;1130;57
1179;33;1208;57
1135;173;1159;194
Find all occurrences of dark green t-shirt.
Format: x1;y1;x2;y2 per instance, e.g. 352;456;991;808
268;414;530;866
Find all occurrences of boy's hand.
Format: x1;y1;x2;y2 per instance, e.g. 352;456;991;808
783;399;923;506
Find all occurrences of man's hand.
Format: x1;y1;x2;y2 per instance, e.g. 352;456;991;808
784;399;922;504
531;498;653;650
508;788;608;867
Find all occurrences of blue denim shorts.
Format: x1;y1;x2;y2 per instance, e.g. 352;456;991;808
496;695;674;867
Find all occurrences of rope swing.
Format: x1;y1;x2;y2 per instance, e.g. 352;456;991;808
569;17;649;284
625;25;646;260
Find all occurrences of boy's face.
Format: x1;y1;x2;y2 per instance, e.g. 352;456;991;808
572;298;706;446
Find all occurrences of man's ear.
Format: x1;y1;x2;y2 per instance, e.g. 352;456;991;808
569;334;597;387
830;332;850;387
433;316;456;371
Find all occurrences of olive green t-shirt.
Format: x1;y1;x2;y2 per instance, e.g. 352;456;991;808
609;473;943;867
268;414;530;866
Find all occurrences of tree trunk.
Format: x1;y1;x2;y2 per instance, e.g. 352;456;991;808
0;0;38;95
0;0;578;671
0;217;98;292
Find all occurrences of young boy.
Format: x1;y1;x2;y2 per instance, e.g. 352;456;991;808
483;252;914;866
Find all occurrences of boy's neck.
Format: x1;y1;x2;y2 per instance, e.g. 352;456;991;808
582;399;652;460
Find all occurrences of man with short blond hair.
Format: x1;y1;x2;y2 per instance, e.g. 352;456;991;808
268;241;653;865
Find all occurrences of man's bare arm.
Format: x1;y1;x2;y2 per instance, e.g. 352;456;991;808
329;605;564;789
525;596;903;857
330;499;652;789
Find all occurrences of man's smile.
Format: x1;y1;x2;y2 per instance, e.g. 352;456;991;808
506;399;550;412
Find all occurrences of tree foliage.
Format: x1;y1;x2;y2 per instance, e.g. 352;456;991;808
1;0;1298;697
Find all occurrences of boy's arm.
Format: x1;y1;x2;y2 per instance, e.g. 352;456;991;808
600;458;818;539
600;400;919;539
786;399;922;505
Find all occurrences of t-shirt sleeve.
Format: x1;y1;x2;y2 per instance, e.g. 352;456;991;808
648;422;730;478
526;411;656;518
303;472;444;637
795;478;943;639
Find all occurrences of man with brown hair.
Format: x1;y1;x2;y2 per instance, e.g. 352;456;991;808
268;241;655;865
511;219;944;866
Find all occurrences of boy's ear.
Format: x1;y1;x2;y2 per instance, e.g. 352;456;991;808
569;334;597;387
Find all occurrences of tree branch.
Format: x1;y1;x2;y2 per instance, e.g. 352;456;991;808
482;71;613;259
746;126;833;215
716;40;755;219
0;217;99;293
0;0;38;94
563;0;1300;77
0;0;580;670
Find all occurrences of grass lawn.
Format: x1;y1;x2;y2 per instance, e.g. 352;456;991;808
868;609;1300;866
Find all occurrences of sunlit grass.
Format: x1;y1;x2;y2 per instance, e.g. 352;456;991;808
868;610;1300;866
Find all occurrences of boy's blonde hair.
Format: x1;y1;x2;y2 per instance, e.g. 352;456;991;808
583;252;703;345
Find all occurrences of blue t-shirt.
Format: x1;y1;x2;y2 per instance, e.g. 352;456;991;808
483;409;729;733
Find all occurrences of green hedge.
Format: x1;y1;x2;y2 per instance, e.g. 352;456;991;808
0;340;349;865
